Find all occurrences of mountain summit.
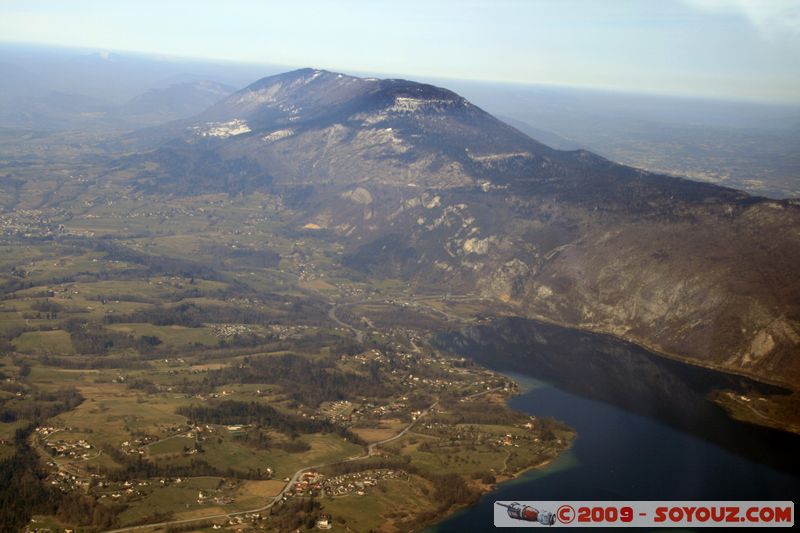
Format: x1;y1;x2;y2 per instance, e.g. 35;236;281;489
175;67;564;190
204;68;475;126
135;68;745;209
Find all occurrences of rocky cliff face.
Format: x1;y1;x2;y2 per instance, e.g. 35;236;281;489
129;68;800;387
321;183;800;386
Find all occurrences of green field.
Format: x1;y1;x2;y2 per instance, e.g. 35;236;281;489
148;435;197;457
107;323;218;348
321;477;435;532
0;202;576;532
184;431;362;479
13;330;74;355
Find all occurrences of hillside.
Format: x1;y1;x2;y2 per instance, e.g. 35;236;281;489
84;69;800;386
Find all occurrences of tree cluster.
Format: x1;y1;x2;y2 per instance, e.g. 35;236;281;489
177;399;362;444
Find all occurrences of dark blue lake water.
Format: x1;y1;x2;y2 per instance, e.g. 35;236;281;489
430;319;800;531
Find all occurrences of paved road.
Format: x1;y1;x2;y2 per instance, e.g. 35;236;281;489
328;302;365;343
328;294;488;343
465;386;505;400
367;400;439;456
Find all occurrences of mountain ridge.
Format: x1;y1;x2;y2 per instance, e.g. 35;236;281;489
133;68;754;205
117;68;800;387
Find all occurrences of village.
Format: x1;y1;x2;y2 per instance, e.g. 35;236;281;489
3;253;569;533
0;209;66;238
285;468;406;499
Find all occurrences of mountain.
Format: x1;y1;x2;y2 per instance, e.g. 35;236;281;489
0;75;234;131
0;45;265;130
130;69;749;203
122;68;800;387
120;80;236;125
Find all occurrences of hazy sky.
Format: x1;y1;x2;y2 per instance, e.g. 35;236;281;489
1;0;799;102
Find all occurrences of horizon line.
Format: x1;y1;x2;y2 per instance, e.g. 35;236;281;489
2;39;799;107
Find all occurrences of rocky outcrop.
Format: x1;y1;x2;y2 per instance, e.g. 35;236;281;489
332;185;800;387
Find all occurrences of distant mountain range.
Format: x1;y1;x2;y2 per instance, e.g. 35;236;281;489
116;68;800;387
0;76;236;130
120;80;236;125
3;44;797;197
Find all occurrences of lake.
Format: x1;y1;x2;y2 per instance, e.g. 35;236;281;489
431;318;800;531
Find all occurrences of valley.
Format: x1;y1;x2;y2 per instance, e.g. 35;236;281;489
1;67;799;532
0;183;574;531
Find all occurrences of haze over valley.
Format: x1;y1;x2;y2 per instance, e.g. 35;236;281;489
1;4;799;530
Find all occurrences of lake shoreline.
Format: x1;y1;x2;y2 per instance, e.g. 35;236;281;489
514;310;795;392
420;375;575;533
430;357;800;532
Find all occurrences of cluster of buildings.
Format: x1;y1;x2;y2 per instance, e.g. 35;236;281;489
323;398;409;424
265;324;310;340
212;324;257;339
36;427;94;460
320;400;356;422
118;205;196;220
284;468;405;500
96;480;146;502
119;434;160;456
197;490;234;505
333;282;375;298
318;469;405;498
398;372;455;391
46;470;91;493
0;209;64;237
288;471;324;497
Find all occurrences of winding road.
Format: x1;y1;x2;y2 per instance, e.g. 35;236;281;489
105;295;488;532
105;398;439;533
